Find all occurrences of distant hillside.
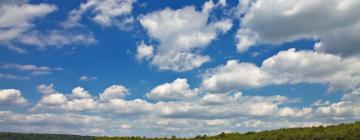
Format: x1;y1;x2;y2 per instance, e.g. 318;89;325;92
1;121;359;140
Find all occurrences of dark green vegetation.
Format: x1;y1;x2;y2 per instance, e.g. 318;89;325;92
1;121;359;140
0;132;94;140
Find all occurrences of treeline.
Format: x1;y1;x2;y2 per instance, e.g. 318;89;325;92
0;132;94;140
1;121;360;140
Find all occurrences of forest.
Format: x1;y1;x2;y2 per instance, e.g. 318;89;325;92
0;121;359;140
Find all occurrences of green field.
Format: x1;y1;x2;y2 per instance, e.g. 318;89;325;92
1;121;359;140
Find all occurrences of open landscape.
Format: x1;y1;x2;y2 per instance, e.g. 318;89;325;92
1;0;360;139
1;121;360;140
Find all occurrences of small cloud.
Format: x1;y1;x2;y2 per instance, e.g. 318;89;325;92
0;63;63;76
79;76;98;81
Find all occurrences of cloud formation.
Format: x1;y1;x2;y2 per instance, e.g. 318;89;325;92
0;1;96;52
235;0;360;56
0;89;27;106
140;4;232;71
64;0;135;28
202;48;360;93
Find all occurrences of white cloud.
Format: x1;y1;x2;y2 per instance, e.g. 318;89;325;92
0;73;30;80
64;0;135;28
0;111;106;135
19;30;96;49
99;85;129;101
235;28;258;53
99;99;153;115
0;89;27;106
70;87;92;99
235;0;360;56
17;82;360;136
202;48;360;93
0;1;96;52
79;75;98;81
37;84;57;95
39;93;68;106
146;78;198;101
139;3;233;71
136;41;154;61
316;88;360;120
0;1;57;52
1;63;63;76
202;60;273;93
0;2;56;29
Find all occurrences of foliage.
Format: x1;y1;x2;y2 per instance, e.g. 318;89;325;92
0;132;94;140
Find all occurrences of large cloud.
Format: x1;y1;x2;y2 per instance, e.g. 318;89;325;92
235;0;360;56
4;82;358;136
139;3;233;71
202;48;360;93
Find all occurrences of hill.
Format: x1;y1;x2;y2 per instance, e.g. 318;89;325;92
1;121;359;140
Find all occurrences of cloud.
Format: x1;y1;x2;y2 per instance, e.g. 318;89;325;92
1;63;63;76
316;88;360;121
37;84;57;95
70;87;92;99
31;83;301;120
201;60;273;93
146;78;198;101
235;0;360;56
11;82;360;136
0;111;107;135
63;0;135;28
18;30;96;49
0;89;27;106
0;73;30;80
0;1;56;52
32;84;97;112
99;85;129;101
0;1;97;53
79;75;98;81
136;41;154;61
0;63;62;80
139;3;233;71
202;48;360;93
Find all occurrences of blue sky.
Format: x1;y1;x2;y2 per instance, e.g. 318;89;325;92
0;0;360;137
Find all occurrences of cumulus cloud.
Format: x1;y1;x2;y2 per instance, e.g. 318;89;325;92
99;85;129;101
8;82;360;136
316;88;360;121
235;0;360;56
202;48;360;93
63;0;135;28
146;78;198;101
37;84;57;95
70;87;92;99
32;85;97;112
136;41;154;61
139;3;233;71
0;89;27;106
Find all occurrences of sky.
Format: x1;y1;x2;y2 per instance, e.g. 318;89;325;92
0;0;360;137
